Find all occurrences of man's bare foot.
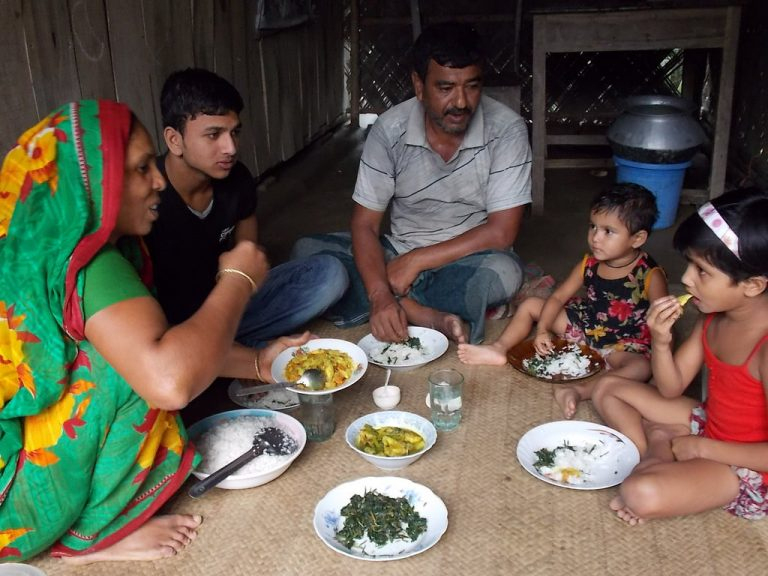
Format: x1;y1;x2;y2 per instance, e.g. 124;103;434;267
457;342;508;365
60;514;203;565
438;313;468;344
398;299;469;343
553;386;580;419
609;495;645;526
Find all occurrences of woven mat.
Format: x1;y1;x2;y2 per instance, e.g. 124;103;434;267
29;320;768;576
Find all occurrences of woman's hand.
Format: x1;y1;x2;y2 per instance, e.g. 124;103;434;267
647;295;683;348
218;241;270;293
534;330;554;355
257;331;315;383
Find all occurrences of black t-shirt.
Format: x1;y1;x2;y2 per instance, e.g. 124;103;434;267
145;155;257;324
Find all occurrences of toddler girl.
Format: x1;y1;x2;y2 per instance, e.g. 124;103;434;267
458;183;668;418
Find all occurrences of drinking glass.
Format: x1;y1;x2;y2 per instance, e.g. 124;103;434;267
298;393;335;441
428;368;463;431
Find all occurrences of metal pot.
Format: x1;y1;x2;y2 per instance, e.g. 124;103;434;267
607;95;707;164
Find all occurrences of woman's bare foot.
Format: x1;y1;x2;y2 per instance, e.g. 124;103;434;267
60;514;203;565
553;386;580;419
457;342;508;365
609;495;645;526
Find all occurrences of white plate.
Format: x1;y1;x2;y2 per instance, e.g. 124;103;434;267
314;476;448;561
227;379;299;410
357;327;449;371
516;421;640;490
270;338;368;396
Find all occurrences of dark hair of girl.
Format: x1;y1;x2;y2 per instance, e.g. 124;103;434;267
590;182;659;235
673;187;768;282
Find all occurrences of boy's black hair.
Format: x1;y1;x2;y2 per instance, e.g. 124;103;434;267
673;187;768;283
411;22;484;81
590;182;659;235
160;68;243;133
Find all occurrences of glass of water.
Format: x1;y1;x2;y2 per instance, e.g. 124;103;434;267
428;368;463;431
298;393;335;441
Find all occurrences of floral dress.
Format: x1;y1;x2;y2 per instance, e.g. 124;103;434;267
564;253;663;355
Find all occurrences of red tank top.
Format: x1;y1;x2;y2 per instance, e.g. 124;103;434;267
702;315;768;450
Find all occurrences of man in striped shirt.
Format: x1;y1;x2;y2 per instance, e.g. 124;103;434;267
292;22;532;344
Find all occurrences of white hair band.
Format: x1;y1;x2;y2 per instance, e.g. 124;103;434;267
698;202;740;260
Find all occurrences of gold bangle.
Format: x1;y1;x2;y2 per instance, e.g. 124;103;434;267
254;350;263;381
216;268;257;293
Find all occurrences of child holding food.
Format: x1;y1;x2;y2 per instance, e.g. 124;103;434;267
458;183;667;418
599;187;768;524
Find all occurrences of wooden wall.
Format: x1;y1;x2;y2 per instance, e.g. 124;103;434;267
0;0;346;177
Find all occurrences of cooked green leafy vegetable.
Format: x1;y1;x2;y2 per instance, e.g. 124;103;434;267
335;490;427;549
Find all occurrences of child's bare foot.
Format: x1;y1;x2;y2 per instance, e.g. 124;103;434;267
553;386;580;419
60;514;203;565
457;342;508;365
609;495;645;526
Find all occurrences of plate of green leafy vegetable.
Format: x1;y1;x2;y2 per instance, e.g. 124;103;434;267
357;327;449;371
313;476;448;561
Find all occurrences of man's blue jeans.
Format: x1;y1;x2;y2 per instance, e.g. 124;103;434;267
235;254;348;348
291;233;523;344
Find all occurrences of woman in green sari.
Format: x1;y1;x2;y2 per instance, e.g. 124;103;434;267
0;100;309;563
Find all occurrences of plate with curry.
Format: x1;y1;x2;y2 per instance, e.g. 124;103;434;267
270;338;368;395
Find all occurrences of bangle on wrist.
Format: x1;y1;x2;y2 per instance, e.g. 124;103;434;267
254;350;263;381
216;268;257;293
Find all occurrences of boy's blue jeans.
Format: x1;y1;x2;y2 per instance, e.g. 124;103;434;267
291;233;523;344
235;254;349;348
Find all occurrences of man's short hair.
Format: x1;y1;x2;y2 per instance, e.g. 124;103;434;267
160;68;244;133
411;22;484;81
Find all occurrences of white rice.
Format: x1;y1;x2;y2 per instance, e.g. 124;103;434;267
523;344;592;378
369;341;429;365
195;416;296;476
535;443;606;484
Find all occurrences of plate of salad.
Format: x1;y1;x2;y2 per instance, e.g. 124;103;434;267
357;327;449;371
516;421;640;490
313;476;448;561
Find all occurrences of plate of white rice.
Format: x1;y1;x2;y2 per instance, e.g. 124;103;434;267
357;327;449;371
508;338;604;381
188;409;306;490
516;421;639;490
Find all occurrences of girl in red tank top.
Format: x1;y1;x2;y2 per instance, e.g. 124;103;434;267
598;188;768;524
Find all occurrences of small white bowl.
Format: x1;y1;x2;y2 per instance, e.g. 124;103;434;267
345;411;437;470
372;385;401;409
187;409;306;489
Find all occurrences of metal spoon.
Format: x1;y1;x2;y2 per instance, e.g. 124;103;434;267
233;368;326;397
188;426;298;498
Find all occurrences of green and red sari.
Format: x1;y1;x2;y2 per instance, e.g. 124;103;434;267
0;100;197;560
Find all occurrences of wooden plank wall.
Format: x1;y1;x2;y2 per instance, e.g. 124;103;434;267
0;0;346;178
